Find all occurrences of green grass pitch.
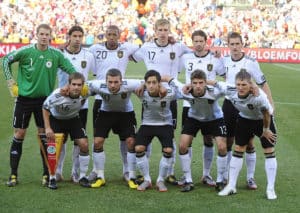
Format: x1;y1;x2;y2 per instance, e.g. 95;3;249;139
0;60;299;213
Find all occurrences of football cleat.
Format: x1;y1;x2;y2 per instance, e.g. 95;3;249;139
79;177;91;188
48;178;58;190
201;175;216;187
88;171;97;182
156;181;168;192
266;189;277;200
247;178;258;190
137;181;152;191
215;181;226;192
135;175;144;185
177;175;186;186
181;182;194;192
55;173;64;182
91;178;106;188
42;175;49;187
123;172;130;182
71;172;80;183
165;175;178;185
7;175;18;187
218;185;237;196
128;179;138;189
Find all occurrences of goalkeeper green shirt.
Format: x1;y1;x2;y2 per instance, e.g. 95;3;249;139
2;44;76;98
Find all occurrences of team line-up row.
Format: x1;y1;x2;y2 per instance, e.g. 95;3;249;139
2;19;277;200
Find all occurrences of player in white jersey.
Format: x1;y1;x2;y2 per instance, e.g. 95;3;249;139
222;32;274;190
89;25;139;182
42;72;91;189
164;70;228;192
85;69;143;189
56;26;96;183
135;70;177;192
132;19;191;184
216;70;277;200
180;30;225;187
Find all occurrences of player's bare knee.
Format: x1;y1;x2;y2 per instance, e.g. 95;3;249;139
135;145;145;153
217;144;227;155
14;128;26;139
163;147;173;155
234;145;246;153
246;145;255;153
126;137;135;150
163;150;172;158
179;144;188;154
203;135;213;146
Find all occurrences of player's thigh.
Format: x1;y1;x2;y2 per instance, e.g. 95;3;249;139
68;117;88;140
201;118;227;138
235;116;256;147
181;106;189;130
93;99;102;126
170;100;177;129
79;108;88;129
222;99;239;137
258;116;277;149
181;117;201;138
116;112;136;140
135;125;154;147
156;125;174;149
94;111;114;138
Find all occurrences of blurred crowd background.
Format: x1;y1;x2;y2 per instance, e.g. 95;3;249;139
1;0;299;48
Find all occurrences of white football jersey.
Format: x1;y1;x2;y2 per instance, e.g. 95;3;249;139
57;47;96;109
169;79;224;121
132;40;191;79
89;42;139;100
181;50;225;107
139;83;177;126
87;79;142;112
216;82;273;120
43;88;85;120
222;54;266;85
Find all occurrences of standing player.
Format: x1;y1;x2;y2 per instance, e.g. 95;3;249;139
2;24;76;187
222;32;274;189
89;25;139;181
42;72;91;189
86;69;143;189
164;70;228;192
132;18;191;184
135;70;177;192
216;70;277;200
56;25;96;183
179;30;225;187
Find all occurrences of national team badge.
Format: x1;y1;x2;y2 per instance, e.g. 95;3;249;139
207;64;213;71
240;68;247;72
101;93;110;101
46;61;52;68
170;52;175;60
81;60;87;68
117;50;124;58
247;104;254;110
161;101;166;108
208;99;214;104
121;93;127;99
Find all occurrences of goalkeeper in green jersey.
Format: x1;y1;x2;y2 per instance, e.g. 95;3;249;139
2;23;77;187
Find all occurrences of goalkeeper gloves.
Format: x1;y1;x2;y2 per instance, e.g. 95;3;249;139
7;79;18;97
80;84;89;97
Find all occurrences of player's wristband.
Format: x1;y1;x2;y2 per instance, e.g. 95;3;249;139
263;127;270;132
